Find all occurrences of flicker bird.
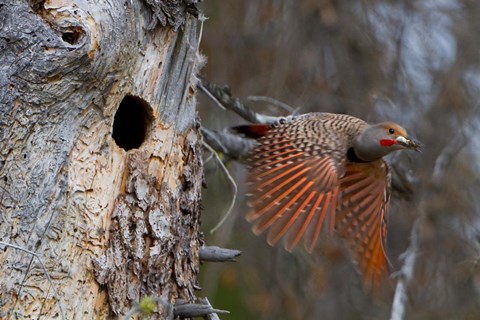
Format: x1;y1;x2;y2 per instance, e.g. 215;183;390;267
236;112;420;288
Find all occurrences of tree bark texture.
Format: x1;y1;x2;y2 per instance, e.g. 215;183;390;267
0;0;202;318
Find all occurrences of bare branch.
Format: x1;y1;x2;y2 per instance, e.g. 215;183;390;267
199;246;242;262
246;95;298;114
197;77;281;124
203;141;238;234
197;14;208;52
389;220;420;320
200;127;255;160
174;299;229;318
203;298;222;320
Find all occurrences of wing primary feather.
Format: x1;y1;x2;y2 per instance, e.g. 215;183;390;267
357;205;384;286
344;180;378;204
253;160;300;181
365;216;382;252
342;178;378;209
254;146;299;165
328;188;338;234
252;152;304;172
334;161;390;289
336;191;375;228
342;193;379;246
254;162;305;190
251;177;308;233
310;157;332;176
254;178;312;234
252;166;311;207
349;191;379;224
310;158;336;187
306;191;332;253
266;184;315;245
339;171;364;184
285;192;322;251
324;169;338;191
361;190;383;222
379;206;392;267
364;229;383;288
342;177;374;196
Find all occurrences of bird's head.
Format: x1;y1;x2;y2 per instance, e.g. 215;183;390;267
353;122;420;161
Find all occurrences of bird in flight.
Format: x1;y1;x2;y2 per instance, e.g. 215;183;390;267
235;112;420;288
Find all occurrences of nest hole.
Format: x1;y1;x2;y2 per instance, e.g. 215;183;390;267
112;96;153;151
62;27;84;45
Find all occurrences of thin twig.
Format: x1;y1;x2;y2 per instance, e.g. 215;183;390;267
203;141;238;234
246;95;298;113
200;127;255;160
197;14;208;52
389;220;420;320
203;298;222;320
203;148;215;164
0;241;66;320
200;127;229;155
197;80;226;110
197;77;281;124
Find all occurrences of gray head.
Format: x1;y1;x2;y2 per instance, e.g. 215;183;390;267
352;122;420;162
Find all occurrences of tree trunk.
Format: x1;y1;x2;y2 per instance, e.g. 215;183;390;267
0;0;203;319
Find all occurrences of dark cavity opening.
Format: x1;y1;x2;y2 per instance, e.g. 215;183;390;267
112;96;153;151
61;27;83;45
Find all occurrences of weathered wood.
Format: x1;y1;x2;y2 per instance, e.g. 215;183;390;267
0;0;203;318
199;246;241;262
174;298;229;318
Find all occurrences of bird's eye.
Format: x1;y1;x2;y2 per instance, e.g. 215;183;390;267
389;128;395;134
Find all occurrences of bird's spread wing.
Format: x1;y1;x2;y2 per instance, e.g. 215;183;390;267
246;116;348;252
244;115;391;288
335;160;391;288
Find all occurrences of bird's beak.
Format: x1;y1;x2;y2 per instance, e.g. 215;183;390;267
396;136;421;151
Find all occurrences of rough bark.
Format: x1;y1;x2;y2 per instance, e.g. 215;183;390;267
0;0;202;319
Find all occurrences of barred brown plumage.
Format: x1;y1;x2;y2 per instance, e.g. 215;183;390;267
239;112;420;289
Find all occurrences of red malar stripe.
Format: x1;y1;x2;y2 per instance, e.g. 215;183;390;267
380;139;396;147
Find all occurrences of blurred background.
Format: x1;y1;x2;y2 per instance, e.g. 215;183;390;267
197;1;480;319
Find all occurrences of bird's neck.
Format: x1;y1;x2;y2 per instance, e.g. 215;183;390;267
346;147;370;163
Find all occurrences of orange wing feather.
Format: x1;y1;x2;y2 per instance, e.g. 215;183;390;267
247;129;341;253
244;115;391;289
336;160;391;288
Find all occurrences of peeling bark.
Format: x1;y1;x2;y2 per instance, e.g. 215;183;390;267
93;127;203;316
0;0;203;319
